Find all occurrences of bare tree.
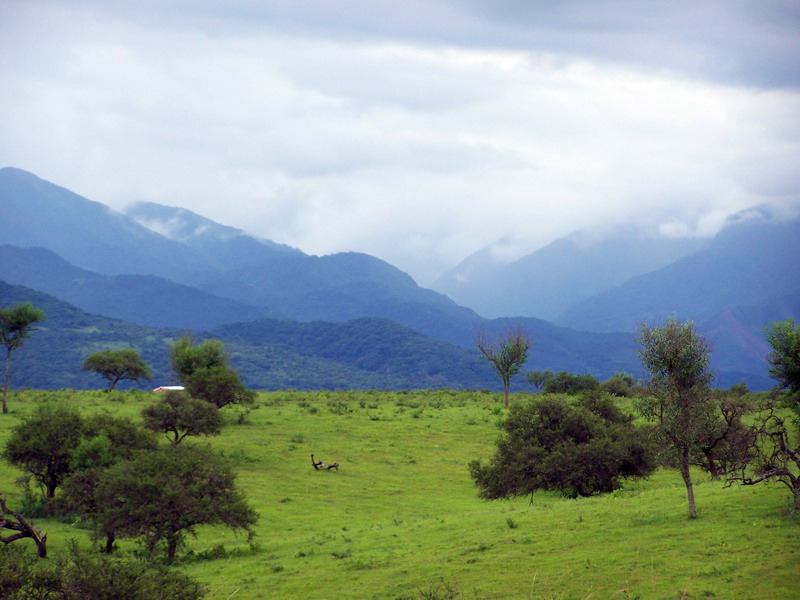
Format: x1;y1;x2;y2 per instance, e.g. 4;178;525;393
476;328;530;406
726;407;800;512
1;496;47;557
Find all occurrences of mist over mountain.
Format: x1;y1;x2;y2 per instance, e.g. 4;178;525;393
1;167;793;391
555;208;800;333
434;229;706;320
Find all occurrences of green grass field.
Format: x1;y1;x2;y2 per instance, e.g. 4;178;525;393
0;389;797;600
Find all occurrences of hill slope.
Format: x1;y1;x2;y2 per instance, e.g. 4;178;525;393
556;210;800;333
434;230;705;320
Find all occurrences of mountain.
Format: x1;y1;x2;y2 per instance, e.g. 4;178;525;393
433;229;705;320
0;167;210;279
2;167;790;390
0;245;282;330
124;201;301;270
0;280;497;391
555;209;800;333
0;167;486;345
699;290;800;390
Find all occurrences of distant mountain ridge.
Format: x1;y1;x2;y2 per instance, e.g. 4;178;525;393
1;166;794;390
555;210;800;333
434;229;706;320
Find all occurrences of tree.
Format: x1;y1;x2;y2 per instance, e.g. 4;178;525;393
170;338;254;409
543;371;599;395
1;302;45;413
476;329;530;406
526;370;553;392
170;337;227;381
469;394;655;499
765;318;800;398
142;390;222;445
726;407;800;512
725;320;800;511
82;348;152;390
3;403;83;498
184;365;255;409
637;317;715;519
0;496;47;558
93;444;257;563
57;416;157;553
0;540;207;600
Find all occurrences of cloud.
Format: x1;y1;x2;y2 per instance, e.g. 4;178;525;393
1;0;798;285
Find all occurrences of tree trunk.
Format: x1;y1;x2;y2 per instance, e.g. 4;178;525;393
503;377;510;407
705;452;719;480
104;534;115;554
166;535;178;564
679;449;697;519
2;347;11;414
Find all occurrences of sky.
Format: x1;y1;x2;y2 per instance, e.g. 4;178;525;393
2;1;799;285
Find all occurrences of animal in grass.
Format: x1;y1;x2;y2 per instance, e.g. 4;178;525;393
311;454;339;471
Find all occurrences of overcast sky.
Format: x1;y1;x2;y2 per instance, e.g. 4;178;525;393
2;1;799;285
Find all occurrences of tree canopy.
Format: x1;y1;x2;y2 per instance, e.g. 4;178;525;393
142;390;222;445
170;338;254;409
92;444;257;562
3;403;83;498
469;394;655;499
765;318;800;399
82;348;152;390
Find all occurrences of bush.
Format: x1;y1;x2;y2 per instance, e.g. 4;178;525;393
470;394;656;499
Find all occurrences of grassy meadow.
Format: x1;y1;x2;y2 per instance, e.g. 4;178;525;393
0;389;797;600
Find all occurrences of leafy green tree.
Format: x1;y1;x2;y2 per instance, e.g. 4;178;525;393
765;318;800;399
600;372;637;397
142;390;222;445
81;348;152;390
469;394;655;499
170;337;227;381
526;370;553;392
0;541;207;599
3;403;83;498
1;302;46;413
58;416;157;553
637;317;715;519
543;371;599;395
184;365;255;409
476;329;530;406
170;338;254;409
93;444;257;563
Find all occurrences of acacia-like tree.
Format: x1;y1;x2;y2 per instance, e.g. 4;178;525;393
1;302;45;413
142;390;222;445
469;394;655;499
637;317;715;519
82;348;152;390
477;329;530;406
3;403;83;499
526;370;553;392
92;444;257;563
170;338;254;409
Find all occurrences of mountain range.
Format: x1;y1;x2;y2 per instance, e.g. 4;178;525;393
1;166;795;391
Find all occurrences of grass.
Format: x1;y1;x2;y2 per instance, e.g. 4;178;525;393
0;389;797;599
